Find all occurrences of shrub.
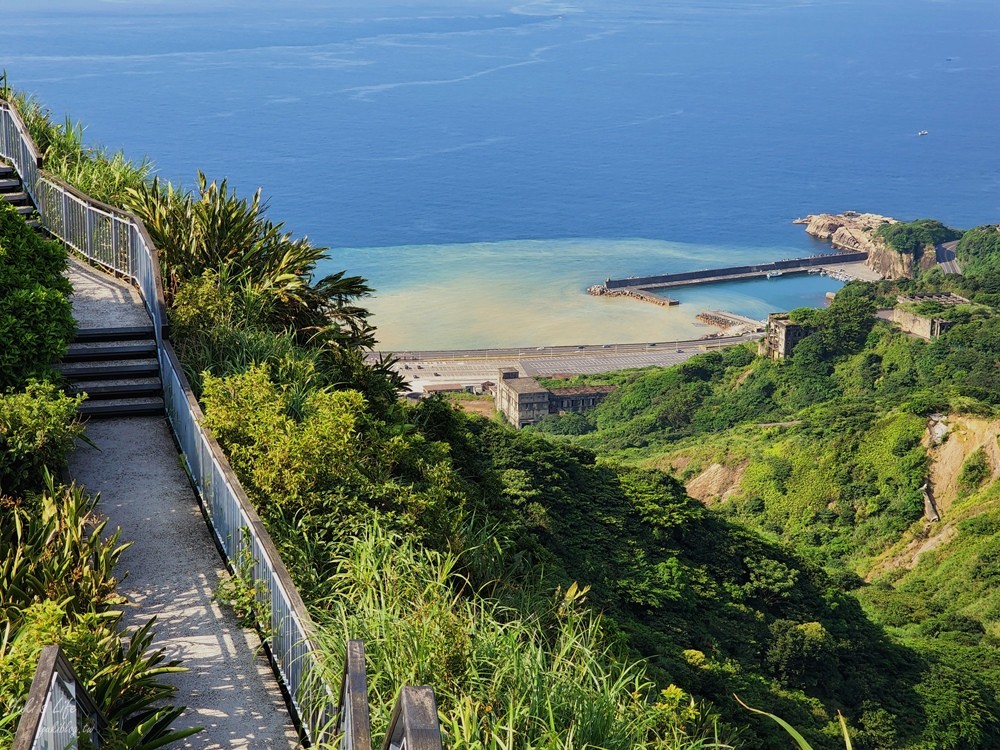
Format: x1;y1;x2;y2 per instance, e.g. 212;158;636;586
0;202;75;390
0;482;197;750
0;382;84;496
957;447;991;496
310;522;733;750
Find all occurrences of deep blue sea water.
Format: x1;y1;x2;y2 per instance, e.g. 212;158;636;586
3;0;998;347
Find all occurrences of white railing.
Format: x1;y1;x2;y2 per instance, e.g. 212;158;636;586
0;99;169;351
0;95;442;750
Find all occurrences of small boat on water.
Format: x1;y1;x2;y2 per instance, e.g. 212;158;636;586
766;270;784;279
918;130;929;136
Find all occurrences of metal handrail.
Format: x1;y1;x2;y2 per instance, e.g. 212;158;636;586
0;96;41;197
0;95;444;749
160;333;336;740
12;645;107;750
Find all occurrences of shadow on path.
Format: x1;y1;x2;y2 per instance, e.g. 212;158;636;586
68;417;299;749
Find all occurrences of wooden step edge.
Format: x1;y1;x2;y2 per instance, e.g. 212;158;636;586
74;326;156;342
63;343;158;362
70;381;163;399
58;362;160;379
78;398;166;418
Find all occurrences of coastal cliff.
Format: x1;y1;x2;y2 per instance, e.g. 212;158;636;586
797;211;926;280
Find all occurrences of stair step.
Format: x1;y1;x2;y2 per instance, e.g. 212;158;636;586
58;358;159;380
69;378;162;399
64;340;157;362
0;165;14;176
74;326;156;343
78;396;165;418
13;204;34;215
1;191;29;205
0;178;19;190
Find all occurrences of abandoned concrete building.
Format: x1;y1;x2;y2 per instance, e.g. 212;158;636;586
886;293;964;341
891;308;955;340
759;313;810;360
495;368;616;428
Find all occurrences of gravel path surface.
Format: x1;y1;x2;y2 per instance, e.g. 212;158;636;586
66;256;150;328
65;259;299;748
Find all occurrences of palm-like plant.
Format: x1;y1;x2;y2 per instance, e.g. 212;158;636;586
125;172;374;346
0;478;198;749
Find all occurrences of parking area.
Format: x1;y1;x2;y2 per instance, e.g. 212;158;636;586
392;334;762;393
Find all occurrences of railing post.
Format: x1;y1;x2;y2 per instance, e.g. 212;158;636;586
381;687;443;750
61;188;70;252
85;202;94;260
12;645;108;750
337;640;373;750
111;214;121;275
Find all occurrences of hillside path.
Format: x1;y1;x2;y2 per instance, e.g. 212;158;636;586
65;259;300;749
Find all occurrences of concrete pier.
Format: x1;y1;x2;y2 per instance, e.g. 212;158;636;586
600;252;869;292
587;285;678;306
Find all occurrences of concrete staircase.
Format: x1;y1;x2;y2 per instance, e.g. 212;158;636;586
60;327;165;418
0;161;40;229
0;161;166;417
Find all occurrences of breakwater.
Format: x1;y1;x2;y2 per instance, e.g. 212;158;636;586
600;252;869;291
697;310;766;330
587;285;679;306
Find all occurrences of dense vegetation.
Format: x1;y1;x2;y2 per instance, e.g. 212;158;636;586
9;89;1000;748
875;219;962;260
0;201;75;390
0;192;192;748
529;242;1000;746
957;225;1000;286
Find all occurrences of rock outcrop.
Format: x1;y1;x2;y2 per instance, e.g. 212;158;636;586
796;211;923;280
798;211;895;252
867;242;913;279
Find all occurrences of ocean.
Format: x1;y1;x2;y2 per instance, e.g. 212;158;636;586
3;0;998;348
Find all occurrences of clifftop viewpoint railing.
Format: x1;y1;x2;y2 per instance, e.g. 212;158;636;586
0;96;442;749
0;99;169;347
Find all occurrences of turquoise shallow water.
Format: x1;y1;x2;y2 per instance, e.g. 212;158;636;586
338;237;844;349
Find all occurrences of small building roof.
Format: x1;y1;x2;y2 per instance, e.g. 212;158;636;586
502;377;549;395
423;383;465;393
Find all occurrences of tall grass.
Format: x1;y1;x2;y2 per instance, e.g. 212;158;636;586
305;522;734;750
10;91;152;206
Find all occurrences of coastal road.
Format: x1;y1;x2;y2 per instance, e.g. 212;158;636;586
376;333;764;393
936;241;962;275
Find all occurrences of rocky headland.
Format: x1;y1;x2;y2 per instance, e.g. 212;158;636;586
795;211;934;279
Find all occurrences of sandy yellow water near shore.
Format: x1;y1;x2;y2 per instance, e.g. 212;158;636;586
324;237;842;350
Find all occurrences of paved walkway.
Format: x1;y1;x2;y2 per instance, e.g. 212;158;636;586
65;261;299;749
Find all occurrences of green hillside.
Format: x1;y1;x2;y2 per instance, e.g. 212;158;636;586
527;242;1000;747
